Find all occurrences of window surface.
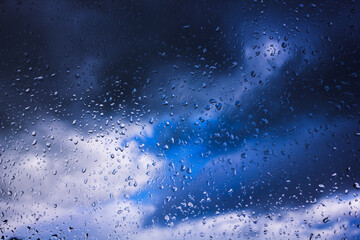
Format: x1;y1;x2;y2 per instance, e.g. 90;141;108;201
0;1;360;239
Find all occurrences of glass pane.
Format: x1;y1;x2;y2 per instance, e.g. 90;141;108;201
1;1;359;239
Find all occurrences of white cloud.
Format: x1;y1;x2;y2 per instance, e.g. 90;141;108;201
134;194;360;240
0;118;163;235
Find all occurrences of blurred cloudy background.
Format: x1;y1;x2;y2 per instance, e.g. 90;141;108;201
0;0;360;239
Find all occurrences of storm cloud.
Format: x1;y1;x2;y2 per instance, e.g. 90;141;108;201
1;0;360;239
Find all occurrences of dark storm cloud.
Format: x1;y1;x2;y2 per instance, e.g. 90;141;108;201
0;0;231;129
1;0;358;127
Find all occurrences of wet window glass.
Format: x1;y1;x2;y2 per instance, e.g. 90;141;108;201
1;1;360;239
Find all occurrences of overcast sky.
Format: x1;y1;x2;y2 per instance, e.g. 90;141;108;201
0;0;360;239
